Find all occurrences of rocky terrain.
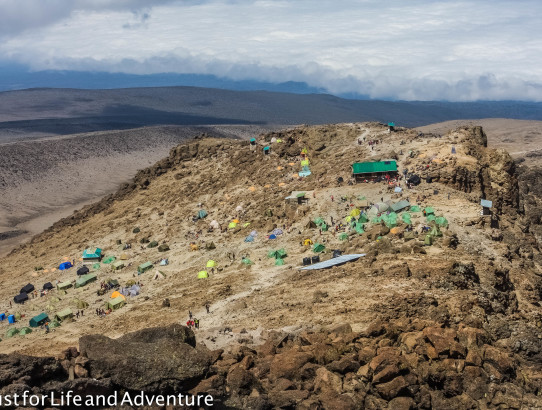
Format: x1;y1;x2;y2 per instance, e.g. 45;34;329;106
1;122;542;408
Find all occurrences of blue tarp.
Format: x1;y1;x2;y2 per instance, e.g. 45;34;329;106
299;254;366;270
59;262;73;270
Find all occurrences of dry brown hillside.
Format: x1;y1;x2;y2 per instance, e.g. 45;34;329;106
1;122;542;407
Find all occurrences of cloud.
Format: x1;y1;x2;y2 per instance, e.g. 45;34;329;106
1;0;541;101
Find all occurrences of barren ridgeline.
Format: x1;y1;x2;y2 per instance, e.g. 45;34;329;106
0;122;541;407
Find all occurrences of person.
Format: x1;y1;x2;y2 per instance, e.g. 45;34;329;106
81;310;84;317
186;320;191;328
194;318;199;329
189;310;193;320
96;308;99;316
9;301;12;308
76;310;80;319
45;323;50;334
205;303;210;314
331;195;334;202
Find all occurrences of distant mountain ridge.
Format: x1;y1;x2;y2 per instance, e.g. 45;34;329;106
1;86;541;140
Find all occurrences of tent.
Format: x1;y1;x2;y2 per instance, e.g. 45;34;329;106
313;243;325;253
355;223;365;234
29;312;49;328
228;222;238;229
6;328;19;338
206;260;216;268
306;220;317;229
147;241;158;249
275;258;285;266
197;210;208;219
424;207;435;215
120;253;129;260
339;233;349;241
210;220;220;229
42;282;54;290
106;296;126;310
268;249;287;259
435;216;448;227
19;327;33;336
269;234;277;240
350;208;361;217
314;217;325;226
242;258;252;265
73;299;89;309
14;312;21;321
410;205;421;212
107;279;119;288
111;261;125;271
321;223;328;232
358;199;370;208
57;281;72;291
92;263;101;270
153;271;166;280
138;262;154;273
160;258;169;266
303;239;313;246
129;285;140;297
391;200;410;212
49;320;61;329
20;283;34;294
158;244;170;252
111;291;126;300
75;273;97;288
77;266;90;276
14;293;28;304
55;308;73;321
424;235;433;245
250;138;256;144
244;235;255;243
197;270;209;279
102;256;116;264
407;175;421;186
59;262;72;270
272;228;283;235
82;248;102;263
358;214;369;223
404;231;416;241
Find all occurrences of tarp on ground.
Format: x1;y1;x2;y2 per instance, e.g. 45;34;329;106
404;231;416;240
358;199;370;207
57;281;72;291
55;308;73;321
29;312;49;327
391;200;410;212
300;254;366;270
138;262;153;273
153;271;165;280
106;296;126;310
111;291;126;300
313;243;325;253
197;209;208;219
197;270;209;279
75;273;97;288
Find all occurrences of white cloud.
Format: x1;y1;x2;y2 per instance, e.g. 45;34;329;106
1;0;541;101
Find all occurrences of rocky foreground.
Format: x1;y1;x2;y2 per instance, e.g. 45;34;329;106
1;318;541;409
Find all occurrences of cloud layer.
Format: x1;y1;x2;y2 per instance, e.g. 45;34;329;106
1;0;541;101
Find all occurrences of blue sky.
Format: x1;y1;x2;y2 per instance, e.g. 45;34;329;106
1;0;541;101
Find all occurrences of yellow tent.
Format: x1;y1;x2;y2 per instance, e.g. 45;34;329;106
120;253;129;260
197;271;209;279
350;208;361;217
301;159;310;166
303;239;313;246
228;222;237;229
345;216;353;222
111;291;126;300
190;243;199;251
206;260;216;268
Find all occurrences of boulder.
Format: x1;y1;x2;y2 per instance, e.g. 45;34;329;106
269;351;313;381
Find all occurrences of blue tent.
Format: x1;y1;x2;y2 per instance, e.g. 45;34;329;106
59;262;73;270
197;209;208;219
244;235;254;242
263;146;270;154
250;138;256;144
269;234;277;240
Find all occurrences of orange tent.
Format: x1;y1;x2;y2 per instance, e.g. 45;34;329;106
111;291;126;300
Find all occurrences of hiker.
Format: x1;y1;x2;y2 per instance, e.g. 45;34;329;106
76;310;80;319
45;323;50;334
189;310;193;320
9;301;12;308
194;318;200;329
81;310;84;317
331;195;334;202
205;303;210;314
186;320;191;328
96;308;99;316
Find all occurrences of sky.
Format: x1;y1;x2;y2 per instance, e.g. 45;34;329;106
0;0;541;101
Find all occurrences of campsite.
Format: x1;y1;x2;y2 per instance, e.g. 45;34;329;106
0;121;541;407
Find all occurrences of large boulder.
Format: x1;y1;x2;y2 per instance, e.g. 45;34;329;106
79;325;211;391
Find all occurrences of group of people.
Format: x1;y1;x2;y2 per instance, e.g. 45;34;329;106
186;310;200;329
95;308;112;317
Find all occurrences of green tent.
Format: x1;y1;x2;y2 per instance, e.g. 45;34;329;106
321;223;328;232
82;248;102;261
138;261;154;273
401;212;412;225
48;320;61;329
358;214;369;223
147;241;158;248
313;217;325;226
75;273;97;288
55;308;73;321
275;258;285;266
197;270;209;279
429;225;442;237
6;328;19;338
426;214;436;223
197;209;208;219
339;233;349;241
19;327;33;336
355;223;365;234
102;256;116;264
57;281;72;291
93;263;101;270
267;249;287;259
111;260;125;270
158;244;170;252
242;258;253;265
14;312;22;321
381;213;398;228
424;207;435;215
435;216;448;227
106;296;126;310
29;312;49;328
313;243;325;253
410;205;421;212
